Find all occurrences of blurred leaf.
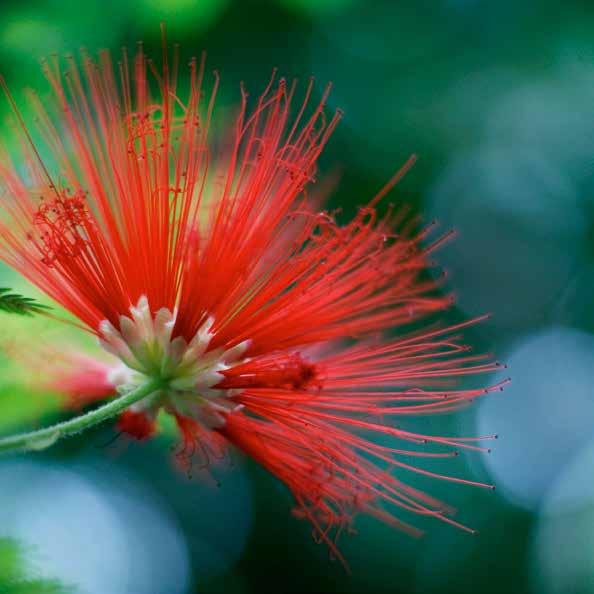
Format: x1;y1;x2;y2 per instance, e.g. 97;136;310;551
0;383;61;434
0;270;98;434
278;0;357;17
0;538;72;594
134;0;229;34
0;289;50;318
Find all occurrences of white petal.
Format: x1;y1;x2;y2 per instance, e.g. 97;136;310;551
194;369;225;390
154;307;175;346
221;340;251;363
130;295;154;341
119;315;142;349
167;336;188;368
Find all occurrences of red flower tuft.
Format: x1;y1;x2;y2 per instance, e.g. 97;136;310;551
117;409;156;441
171;412;228;476
0;35;507;565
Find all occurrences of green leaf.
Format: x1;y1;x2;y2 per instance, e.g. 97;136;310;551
0;537;73;593
0;289;50;317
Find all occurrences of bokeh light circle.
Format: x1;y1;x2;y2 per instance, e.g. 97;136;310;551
0;458;192;594
477;326;594;510
427;146;583;331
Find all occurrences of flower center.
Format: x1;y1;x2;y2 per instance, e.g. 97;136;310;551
98;296;249;428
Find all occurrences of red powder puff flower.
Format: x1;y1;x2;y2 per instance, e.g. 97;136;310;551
0;38;506;565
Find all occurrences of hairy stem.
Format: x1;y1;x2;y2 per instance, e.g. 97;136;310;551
0;378;162;454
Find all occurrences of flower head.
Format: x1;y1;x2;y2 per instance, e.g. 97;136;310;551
0;40;506;565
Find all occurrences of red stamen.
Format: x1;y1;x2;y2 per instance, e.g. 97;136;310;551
117;410;156;440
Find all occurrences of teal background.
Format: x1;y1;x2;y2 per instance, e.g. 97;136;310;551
0;1;593;593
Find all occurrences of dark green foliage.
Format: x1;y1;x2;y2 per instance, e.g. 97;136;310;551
0;289;50;317
0;538;72;594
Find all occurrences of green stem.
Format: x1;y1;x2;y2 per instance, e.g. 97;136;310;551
0;377;162;455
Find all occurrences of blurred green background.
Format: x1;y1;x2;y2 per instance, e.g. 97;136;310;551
0;0;593;593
